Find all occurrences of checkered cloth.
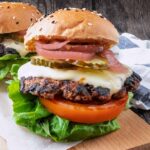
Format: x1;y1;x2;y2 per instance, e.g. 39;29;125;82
112;33;150;110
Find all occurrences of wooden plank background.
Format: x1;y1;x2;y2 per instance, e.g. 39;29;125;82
1;0;150;39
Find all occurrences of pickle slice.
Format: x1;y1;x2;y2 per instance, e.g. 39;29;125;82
31;56;108;70
68;58;107;69
31;56;74;69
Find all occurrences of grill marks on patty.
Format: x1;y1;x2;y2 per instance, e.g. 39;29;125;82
21;77;110;103
0;44;18;56
20;72;141;104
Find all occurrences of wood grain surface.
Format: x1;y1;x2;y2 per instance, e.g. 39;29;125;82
70;110;150;150
3;0;150;39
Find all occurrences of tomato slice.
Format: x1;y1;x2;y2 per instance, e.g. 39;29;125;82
40;95;128;124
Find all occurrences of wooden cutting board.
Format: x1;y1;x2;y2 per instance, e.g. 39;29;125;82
70;110;150;150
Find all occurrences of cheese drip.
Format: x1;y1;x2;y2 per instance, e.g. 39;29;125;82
18;62;132;95
2;39;28;56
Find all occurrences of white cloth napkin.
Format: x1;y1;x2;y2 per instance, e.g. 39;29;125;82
0;33;150;150
113;33;150;110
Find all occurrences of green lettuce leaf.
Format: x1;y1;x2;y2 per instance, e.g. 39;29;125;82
0;55;29;81
8;80;120;142
125;92;134;109
0;54;19;61
0;65;10;80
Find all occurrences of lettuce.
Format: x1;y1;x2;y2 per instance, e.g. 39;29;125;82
8;80;120;142
125;92;134;109
0;54;19;61
0;54;29;81
0;65;10;80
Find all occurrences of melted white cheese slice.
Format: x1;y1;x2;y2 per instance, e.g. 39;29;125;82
2;39;28;56
18;62;132;95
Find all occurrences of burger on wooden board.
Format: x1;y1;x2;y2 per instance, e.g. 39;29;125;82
8;8;141;142
0;2;42;81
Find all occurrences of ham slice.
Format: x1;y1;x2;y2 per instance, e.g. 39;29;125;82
36;47;95;61
101;50;128;73
36;41;103;53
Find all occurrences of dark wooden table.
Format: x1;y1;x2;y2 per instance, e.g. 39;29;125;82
4;0;150;39
1;0;150;123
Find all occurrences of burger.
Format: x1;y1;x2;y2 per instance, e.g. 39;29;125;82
8;8;141;142
0;2;42;81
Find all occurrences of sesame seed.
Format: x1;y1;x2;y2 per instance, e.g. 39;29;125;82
51;20;57;24
12;16;16;20
16;21;19;24
49;15;54;18
39;15;45;21
39;18;43;21
88;22;92;26
39;28;42;31
23;6;26;9
66;8;71;10
27;3;32;6
93;11;97;13
98;13;102;17
30;23;34;27
104;17;107;20
82;8;86;10
69;7;77;10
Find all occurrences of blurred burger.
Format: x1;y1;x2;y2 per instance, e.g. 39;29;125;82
9;8;141;142
0;2;42;81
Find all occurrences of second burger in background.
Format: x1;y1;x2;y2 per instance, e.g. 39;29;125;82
0;2;42;81
9;8;141;141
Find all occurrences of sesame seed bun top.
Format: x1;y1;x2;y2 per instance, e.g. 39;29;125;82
25;8;119;51
0;2;42;34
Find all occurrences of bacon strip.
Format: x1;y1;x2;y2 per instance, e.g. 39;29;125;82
101;50;128;73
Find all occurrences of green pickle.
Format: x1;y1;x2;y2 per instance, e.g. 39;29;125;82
31;56;73;69
31;56;108;70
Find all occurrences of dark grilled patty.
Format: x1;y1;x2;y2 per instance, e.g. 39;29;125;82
0;43;18;56
20;72;141;104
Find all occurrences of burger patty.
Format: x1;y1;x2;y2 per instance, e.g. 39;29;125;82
20;72;141;104
0;43;18;56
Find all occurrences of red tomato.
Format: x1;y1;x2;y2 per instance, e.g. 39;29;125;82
40;95;128;124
